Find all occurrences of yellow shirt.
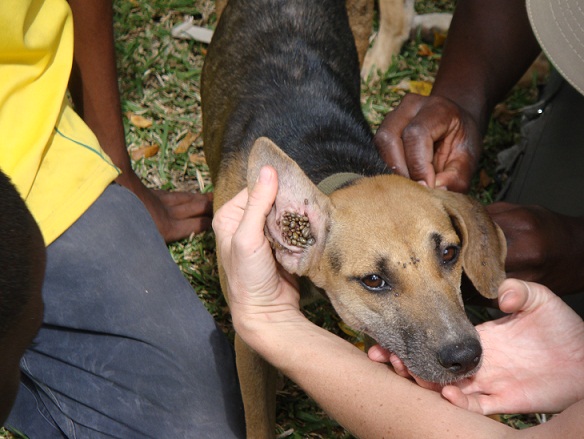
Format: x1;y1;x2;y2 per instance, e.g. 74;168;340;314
0;0;119;245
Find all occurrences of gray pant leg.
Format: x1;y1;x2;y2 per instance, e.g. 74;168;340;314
6;184;245;438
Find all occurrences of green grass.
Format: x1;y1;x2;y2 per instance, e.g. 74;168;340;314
1;1;547;437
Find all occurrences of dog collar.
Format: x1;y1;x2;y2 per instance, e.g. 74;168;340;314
317;172;363;195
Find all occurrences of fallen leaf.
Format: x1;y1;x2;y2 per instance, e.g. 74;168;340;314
408;80;433;96
493;103;520;125
433;31;448;48
126;112;153;128
130;144;159;160
189;154;207;166
338;321;360;338
417;43;434;57
479;169;493;189
175;131;200;154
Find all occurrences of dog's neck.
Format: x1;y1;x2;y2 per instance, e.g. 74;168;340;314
317;172;362;195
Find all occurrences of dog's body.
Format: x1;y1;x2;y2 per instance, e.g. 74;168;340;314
214;0;452;79
202;0;505;436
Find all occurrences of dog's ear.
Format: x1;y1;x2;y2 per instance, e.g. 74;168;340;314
247;137;333;276
434;190;507;299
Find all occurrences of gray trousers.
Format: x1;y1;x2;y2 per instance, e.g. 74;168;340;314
6;184;245;438
497;70;584;315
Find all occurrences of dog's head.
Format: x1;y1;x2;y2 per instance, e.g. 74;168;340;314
247;137;507;383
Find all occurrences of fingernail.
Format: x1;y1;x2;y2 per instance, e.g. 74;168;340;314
258;166;273;184
499;291;512;308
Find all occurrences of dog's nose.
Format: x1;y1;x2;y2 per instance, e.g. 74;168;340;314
437;339;482;375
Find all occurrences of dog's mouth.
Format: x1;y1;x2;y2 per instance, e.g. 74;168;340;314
367;321;483;384
383;337;483;384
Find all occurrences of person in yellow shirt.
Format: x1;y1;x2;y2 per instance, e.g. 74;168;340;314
1;1;245;436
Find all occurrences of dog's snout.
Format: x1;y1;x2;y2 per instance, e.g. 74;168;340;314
437;339;482;375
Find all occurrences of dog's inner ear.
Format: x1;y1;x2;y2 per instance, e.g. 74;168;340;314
246;137;333;277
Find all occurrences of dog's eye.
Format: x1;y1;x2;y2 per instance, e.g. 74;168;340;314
360;274;390;292
442;246;459;264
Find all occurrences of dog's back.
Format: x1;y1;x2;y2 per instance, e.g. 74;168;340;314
202;0;385;191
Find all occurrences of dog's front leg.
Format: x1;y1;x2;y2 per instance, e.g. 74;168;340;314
361;0;414;79
235;334;278;438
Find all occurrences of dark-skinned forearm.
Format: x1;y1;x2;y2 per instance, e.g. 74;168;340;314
431;0;541;137
67;0;134;183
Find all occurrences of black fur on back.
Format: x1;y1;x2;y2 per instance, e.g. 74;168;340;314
202;0;388;184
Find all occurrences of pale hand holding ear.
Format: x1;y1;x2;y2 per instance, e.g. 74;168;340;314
212;166;307;344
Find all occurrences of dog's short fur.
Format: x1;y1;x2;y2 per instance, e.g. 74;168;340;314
214;0;452;79
202;0;506;436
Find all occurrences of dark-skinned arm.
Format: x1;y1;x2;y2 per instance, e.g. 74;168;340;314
374;0;541;192
373;0;584;296
67;0;212;243
431;0;541;136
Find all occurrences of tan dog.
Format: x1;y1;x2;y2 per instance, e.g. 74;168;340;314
202;0;505;436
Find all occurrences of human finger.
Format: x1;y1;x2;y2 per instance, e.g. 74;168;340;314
154;190;213;218
434;156;475;192
234;166;278;245
441;385;489;414
367;344;393;363
212;187;251;252
163;217;213;241
374;94;430;178
497;278;551;315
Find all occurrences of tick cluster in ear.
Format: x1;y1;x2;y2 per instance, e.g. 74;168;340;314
280;211;315;248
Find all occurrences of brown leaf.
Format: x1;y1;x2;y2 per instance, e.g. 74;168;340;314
493;103;520;126
126;112;153;128
174;131;200;154
130;144;159;160
433;31;448;48
189;153;207;166
417;43;434;57
479;169;493;189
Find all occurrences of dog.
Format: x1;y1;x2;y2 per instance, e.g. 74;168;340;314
201;0;506;436
214;0;452;79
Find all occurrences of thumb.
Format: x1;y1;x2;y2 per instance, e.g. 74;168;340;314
435;163;473;192
442;386;479;412
237;166;279;239
497;278;551;315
